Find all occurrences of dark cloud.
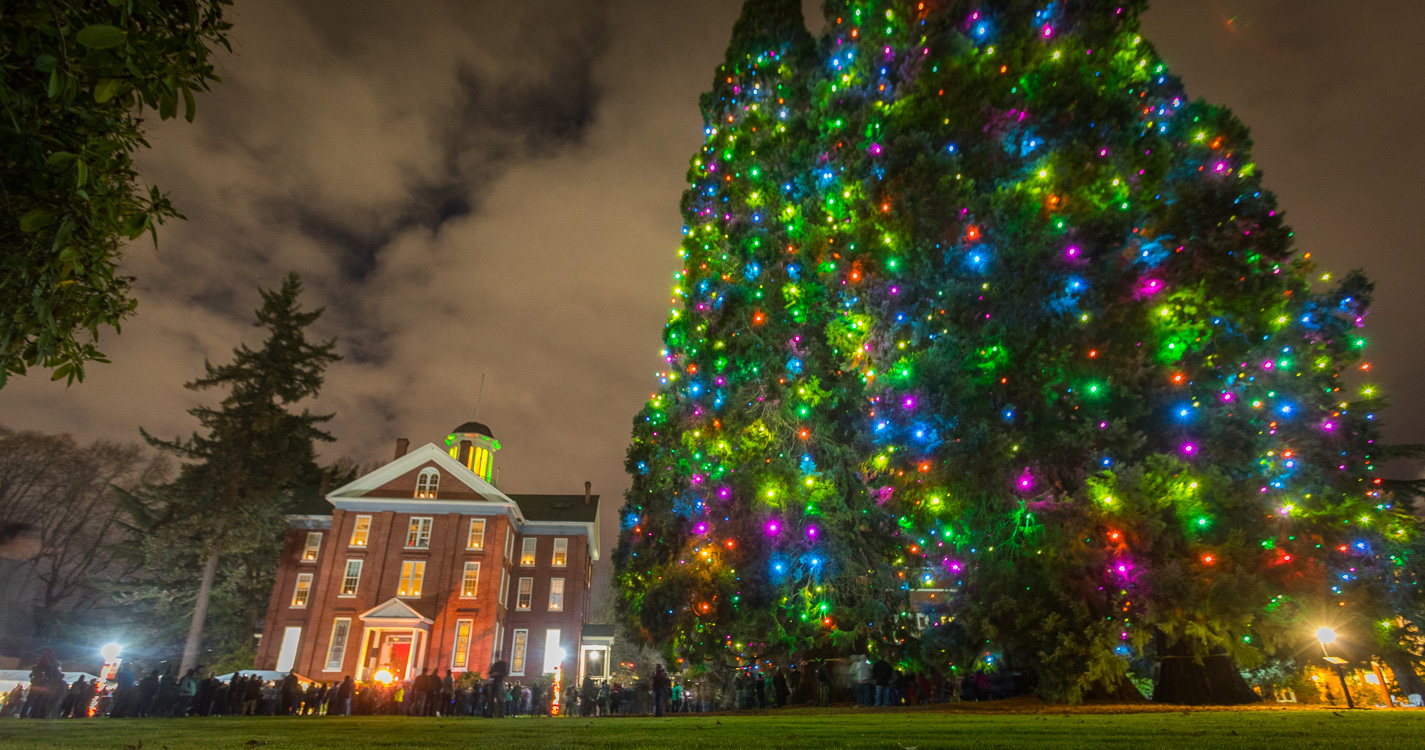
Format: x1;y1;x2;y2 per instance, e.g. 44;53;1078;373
3;0;1424;594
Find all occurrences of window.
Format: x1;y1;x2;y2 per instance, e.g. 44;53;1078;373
415;468;440;498
492;622;503;660
516;577;533;611
460;562;481;598
301;532;322;562
504;528;513;561
520;538;537;566
340;559;362;597
291;573;313;608
548;578;565;612
466;518;486;550
543;629;563;673
398;560;425;597
551;538;568;567
349;515;371;547
499;570;509;608
510;629;529;675
452;619;472;670
406;517;432;549
326;619;351;671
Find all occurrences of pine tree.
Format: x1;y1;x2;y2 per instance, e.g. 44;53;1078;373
128;273;339;673
616;0;1423;703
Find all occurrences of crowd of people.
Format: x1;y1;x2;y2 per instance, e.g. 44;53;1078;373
3;652;1010;719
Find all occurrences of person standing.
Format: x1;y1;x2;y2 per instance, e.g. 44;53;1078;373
110;662;136;718
652;665;670;718
852;656;872;707
441;669;455;716
788;663;802;698
336;676;354;716
488;660;508;718
773;668;789;708
816;660;833;707
872;657;893;707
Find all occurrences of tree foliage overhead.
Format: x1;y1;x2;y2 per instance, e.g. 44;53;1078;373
614;0;1424;702
1;0;233;386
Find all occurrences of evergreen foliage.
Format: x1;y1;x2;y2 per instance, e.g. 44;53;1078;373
121;273;339;670
615;0;1424;703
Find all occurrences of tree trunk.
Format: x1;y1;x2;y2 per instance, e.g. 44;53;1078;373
1151;630;1260;705
1382;652;1425;697
179;546;221;676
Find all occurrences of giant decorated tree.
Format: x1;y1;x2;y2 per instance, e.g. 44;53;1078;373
615;0;1425;704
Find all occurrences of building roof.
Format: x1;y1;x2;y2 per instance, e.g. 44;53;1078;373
508;494;599;524
450;421;494;438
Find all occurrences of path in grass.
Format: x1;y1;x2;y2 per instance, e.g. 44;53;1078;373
0;709;1422;749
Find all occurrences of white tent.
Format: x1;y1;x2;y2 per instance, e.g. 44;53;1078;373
0;670;100;694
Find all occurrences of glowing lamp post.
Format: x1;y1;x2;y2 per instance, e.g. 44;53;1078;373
549;647;567;717
1316;628;1355;710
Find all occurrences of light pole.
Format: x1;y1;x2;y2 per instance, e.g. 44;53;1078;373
1316;628;1355;710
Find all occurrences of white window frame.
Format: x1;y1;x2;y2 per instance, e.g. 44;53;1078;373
542;629;562;673
398;560;426;598
510;629;529;676
349;515;372;547
467;518;486;550
452;619;472;670
492;622;503;660
406;517;433;549
504;528;514;561
520;538;537;567
551;538;568;567
326;618;351;671
548;577;564;612
516;577;533;611
276;626;302;672
499;570;509;608
301;532;322;562
340;559;362;597
415;467;440;498
460;561;480;598
291;572;313;608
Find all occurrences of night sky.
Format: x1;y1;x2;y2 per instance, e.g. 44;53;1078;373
2;0;1423;586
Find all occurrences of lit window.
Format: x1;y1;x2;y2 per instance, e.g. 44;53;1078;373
467;518;486;550
551;538;568;567
542;629;562;673
349;516;371;547
516;577;533;611
406;517;432;549
415;468;440;498
326;619;350;671
302;532;322;562
291;573;313;608
548;578;564;612
520;538;537;566
340;559;362;597
398;560;425;597
452;619;472;670
511;629;529;675
461;562;480;598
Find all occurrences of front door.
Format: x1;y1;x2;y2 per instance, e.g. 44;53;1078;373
377;632;413;680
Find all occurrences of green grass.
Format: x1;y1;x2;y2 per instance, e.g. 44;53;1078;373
1;708;1422;749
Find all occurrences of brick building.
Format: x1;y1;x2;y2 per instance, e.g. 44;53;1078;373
254;422;608;684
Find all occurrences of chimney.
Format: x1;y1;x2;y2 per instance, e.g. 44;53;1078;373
584;481;592;505
394;438;409;459
319;471;331;496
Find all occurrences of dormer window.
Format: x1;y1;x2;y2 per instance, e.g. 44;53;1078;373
415;468;440;498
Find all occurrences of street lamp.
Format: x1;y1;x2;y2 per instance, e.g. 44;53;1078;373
1316;627;1354;709
100;643;122;660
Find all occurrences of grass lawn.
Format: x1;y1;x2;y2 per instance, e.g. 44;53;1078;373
0;706;1422;749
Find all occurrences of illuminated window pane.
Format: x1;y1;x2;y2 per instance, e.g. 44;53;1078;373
291;573;313;608
406;517;432;549
511;630;528;675
415;468;440;498
302;532;322;562
399;560;425;597
551;538;568;567
452;619;472;670
341;559;362;597
326;619;350;671
516;577;532;611
461;562;480;598
349;516;371;547
548;578;564;612
520;538;537;566
467;518;485;550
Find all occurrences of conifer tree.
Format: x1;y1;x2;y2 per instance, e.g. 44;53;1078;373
616;0;1423;703
127;273;339;673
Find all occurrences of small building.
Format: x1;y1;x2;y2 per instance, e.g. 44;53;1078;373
254;422;602;684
